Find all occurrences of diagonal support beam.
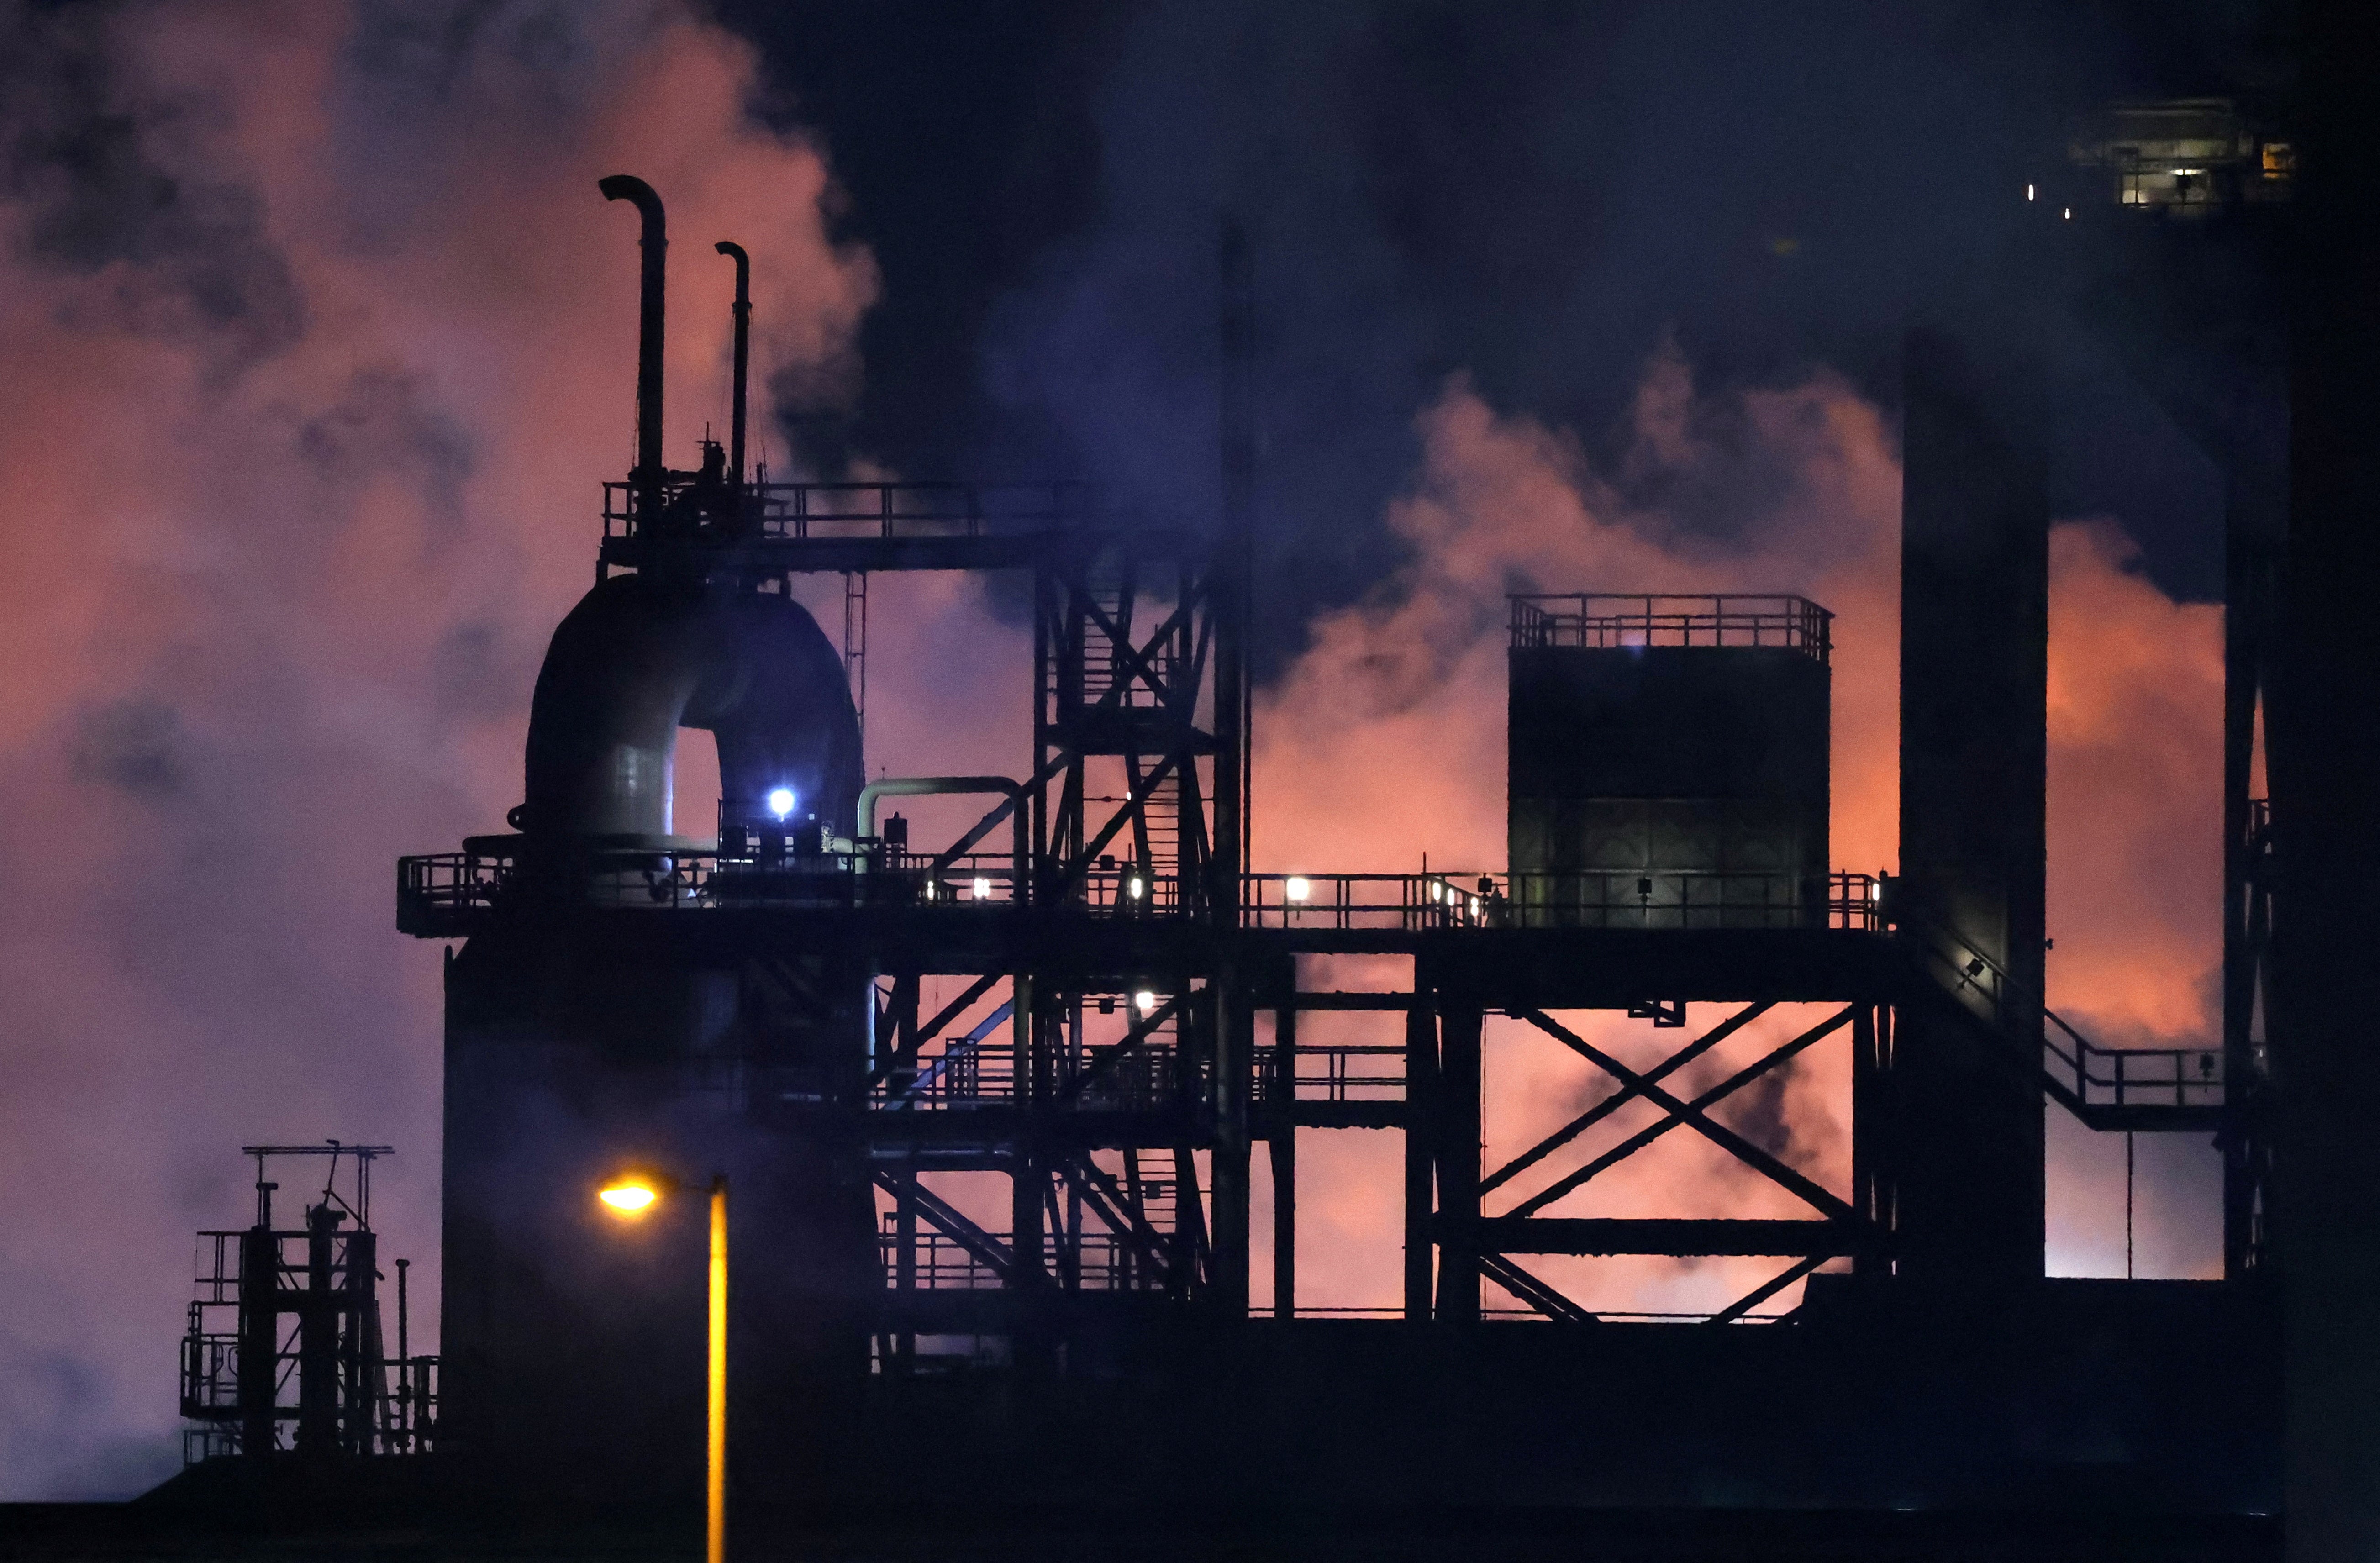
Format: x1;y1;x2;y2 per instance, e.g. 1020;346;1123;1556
1054;1156;1178;1288
1055;991;1188;1105
1480;1253;1599;1324
868;972;1002;1089
1483;1002;1776;1195
1507;1008;1857;1221
1706;1253;1830;1326
871;1171;1013;1282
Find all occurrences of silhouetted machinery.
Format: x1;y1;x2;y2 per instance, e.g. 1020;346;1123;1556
354;172;2279;1517
178;1145;433;1463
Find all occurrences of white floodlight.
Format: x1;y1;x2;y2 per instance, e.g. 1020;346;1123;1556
766;787;795;819
1285;876;1311;903
973;876;993;900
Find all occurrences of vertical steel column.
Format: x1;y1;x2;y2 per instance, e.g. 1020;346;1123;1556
343;1225;378;1454
1208;217;1256;1323
1434;1003;1483;1322
1010;974;1043;1298
2277;16;2380;1548
1212;969;1252;1316
894;1166;917;1371
1896;327;2049;1286
297;1204;342;1454
237;1216;279;1458
1850;1005;1894;1275
2223;505;2279;1279
1270;1005;1297;1321
1403;992;1438;1320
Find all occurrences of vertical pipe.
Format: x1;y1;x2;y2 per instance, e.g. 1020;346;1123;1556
599;176;668;519
1209;216;1256;1327
708;1176;727;1563
395;1258;411;1451
1214;217;1253;916
714;242;751;490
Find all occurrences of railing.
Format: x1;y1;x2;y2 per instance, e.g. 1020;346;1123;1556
1243;870;1878;932
401;844;1033;926
1901;912;2224;1115
1510;594;1832;664
1240;873;1491;931
602;479;1083;544
880;1228;1165;1291
406;849;1885;936
1253;1044;1406;1105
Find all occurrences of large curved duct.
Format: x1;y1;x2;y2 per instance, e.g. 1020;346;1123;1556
520;574;864;842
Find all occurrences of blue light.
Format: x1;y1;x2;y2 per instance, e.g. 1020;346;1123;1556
766;787;795;819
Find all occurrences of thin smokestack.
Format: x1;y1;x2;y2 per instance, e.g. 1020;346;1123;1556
598;175;667;518
716;241;751;490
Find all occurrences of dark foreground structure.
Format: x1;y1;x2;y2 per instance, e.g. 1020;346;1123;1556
31;16;2380;1552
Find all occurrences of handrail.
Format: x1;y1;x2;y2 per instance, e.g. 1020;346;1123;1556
1509;593;1832;664
857;777;1027;899
1897;908;2223;1116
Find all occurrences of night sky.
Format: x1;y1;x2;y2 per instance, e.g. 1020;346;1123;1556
0;0;2275;1498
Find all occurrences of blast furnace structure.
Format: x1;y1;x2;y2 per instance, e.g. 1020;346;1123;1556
391;174;2276;1517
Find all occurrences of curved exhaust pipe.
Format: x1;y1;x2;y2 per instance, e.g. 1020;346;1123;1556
715;242;750;490
599;175;667;519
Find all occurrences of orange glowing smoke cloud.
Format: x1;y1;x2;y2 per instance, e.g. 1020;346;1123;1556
0;0;869;1495
1248;356;2224;1312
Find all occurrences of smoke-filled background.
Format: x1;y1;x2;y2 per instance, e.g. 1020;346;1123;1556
0;0;2273;1496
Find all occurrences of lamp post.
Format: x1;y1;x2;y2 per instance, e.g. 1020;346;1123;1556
598;1169;728;1563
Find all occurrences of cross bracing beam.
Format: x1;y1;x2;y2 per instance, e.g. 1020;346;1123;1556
1482;1002;1777;1196
1503;1007;1858;1222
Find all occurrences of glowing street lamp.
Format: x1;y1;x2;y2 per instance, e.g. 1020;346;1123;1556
765;787;795;820
598;1169;729;1563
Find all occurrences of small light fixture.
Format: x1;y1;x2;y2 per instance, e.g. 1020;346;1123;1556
2025;182;2036;201
1133;990;1157;1016
1285;875;1311;903
766;787;795;819
598;1175;662;1217
1127;876;1145;900
972;876;992;900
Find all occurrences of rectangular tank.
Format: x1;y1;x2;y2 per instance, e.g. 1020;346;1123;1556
1507;595;1832;928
